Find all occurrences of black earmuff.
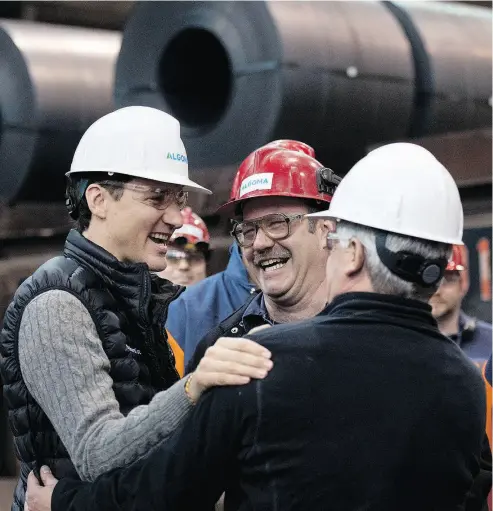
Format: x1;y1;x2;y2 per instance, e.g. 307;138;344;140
375;232;448;287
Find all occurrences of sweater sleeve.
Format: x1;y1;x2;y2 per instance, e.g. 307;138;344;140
18;290;193;482
52;383;257;511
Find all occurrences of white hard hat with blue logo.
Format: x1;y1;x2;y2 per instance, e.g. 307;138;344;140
67;106;211;194
308;142;463;245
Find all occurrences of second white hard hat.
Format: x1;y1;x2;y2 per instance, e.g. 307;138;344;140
67;106;211;194
308;142;463;245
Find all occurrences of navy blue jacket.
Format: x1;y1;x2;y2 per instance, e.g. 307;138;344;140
166;243;256;365
52;293;486;511
454;311;492;364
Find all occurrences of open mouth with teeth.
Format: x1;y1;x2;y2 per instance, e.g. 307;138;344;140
148;233;170;245
258;258;290;272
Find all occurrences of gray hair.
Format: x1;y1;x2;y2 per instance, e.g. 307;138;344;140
336;220;452;302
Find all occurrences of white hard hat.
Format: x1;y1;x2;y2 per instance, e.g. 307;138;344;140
67;106;211;194
308;143;463;245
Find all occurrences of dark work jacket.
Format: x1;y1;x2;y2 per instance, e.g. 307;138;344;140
452;311;492;364
52;292;486;511
0;230;182;511
186;292;267;374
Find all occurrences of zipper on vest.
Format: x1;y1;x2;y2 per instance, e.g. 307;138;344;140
140;270;179;385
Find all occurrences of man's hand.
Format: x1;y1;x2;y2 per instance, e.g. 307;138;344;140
25;466;58;511
187;336;273;401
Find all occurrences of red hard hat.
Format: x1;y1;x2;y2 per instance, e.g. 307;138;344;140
217;140;340;216
446;244;468;271
259;139;316;158
171;207;210;246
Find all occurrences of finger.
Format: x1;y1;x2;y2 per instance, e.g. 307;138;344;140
202;347;273;371
24;491;29;511
248;324;272;335
199;359;270;381
27;471;40;489
40;466;58;487
215;337;271;358
197;372;251;387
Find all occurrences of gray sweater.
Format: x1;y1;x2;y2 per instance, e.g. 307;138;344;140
18;289;193;481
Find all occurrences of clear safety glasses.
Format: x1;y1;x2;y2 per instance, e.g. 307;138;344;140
99;181;188;210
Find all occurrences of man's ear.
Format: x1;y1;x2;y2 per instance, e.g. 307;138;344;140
85;184;108;220
345;238;365;277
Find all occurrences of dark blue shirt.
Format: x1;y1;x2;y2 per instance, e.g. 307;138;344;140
451;311;492;364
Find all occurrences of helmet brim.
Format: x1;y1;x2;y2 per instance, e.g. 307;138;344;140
66;168;211;194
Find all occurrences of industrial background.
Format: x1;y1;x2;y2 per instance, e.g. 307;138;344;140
0;1;491;504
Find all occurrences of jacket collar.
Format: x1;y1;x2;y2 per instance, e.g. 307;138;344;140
323;292;439;333
458;310;477;333
64;229;183;324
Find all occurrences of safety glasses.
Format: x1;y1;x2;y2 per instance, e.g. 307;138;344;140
99;181;188;210
166;249;205;264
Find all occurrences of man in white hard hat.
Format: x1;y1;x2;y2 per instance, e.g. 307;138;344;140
0;106;273;511
25;143;486;511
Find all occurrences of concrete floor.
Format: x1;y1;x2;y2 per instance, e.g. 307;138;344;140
0;479;15;511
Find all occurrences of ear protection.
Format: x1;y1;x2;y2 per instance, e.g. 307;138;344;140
375;232;448;287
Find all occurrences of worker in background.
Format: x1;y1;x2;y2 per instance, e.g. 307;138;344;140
187;139;341;371
25;143;486;511
158;207;211;287
430;244;492;364
166;139;322;366
158;206;212;377
1;106;273;511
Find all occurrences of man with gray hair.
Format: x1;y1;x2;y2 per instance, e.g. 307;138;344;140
26;143;486;511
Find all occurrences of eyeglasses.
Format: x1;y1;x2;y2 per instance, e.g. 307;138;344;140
99;181;188;210
166;249;205;264
231;213;305;248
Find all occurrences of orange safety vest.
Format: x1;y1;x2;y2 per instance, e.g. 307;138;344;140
482;360;492;450
167;330;185;378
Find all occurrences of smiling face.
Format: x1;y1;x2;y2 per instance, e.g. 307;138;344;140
429;270;468;320
84;178;185;271
241;197;328;305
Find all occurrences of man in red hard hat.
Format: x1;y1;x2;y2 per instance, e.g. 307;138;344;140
430;244;492;363
166;140;337;367
158;207;211;287
187;139;341;369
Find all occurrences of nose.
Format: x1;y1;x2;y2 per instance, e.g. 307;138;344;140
252;226;275;251
178;258;190;271
161;202;183;230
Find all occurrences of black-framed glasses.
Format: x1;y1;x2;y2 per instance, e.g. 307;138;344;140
231;213;305;248
99;181;188;210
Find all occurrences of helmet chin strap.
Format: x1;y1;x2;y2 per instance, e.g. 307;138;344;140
375;232;448;287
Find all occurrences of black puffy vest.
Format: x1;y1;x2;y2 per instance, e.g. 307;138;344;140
0;230;183;510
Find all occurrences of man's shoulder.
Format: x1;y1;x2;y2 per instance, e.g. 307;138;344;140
247;317;319;352
476;319;492;334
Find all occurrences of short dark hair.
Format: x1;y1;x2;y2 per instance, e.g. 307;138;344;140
65;172;133;232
